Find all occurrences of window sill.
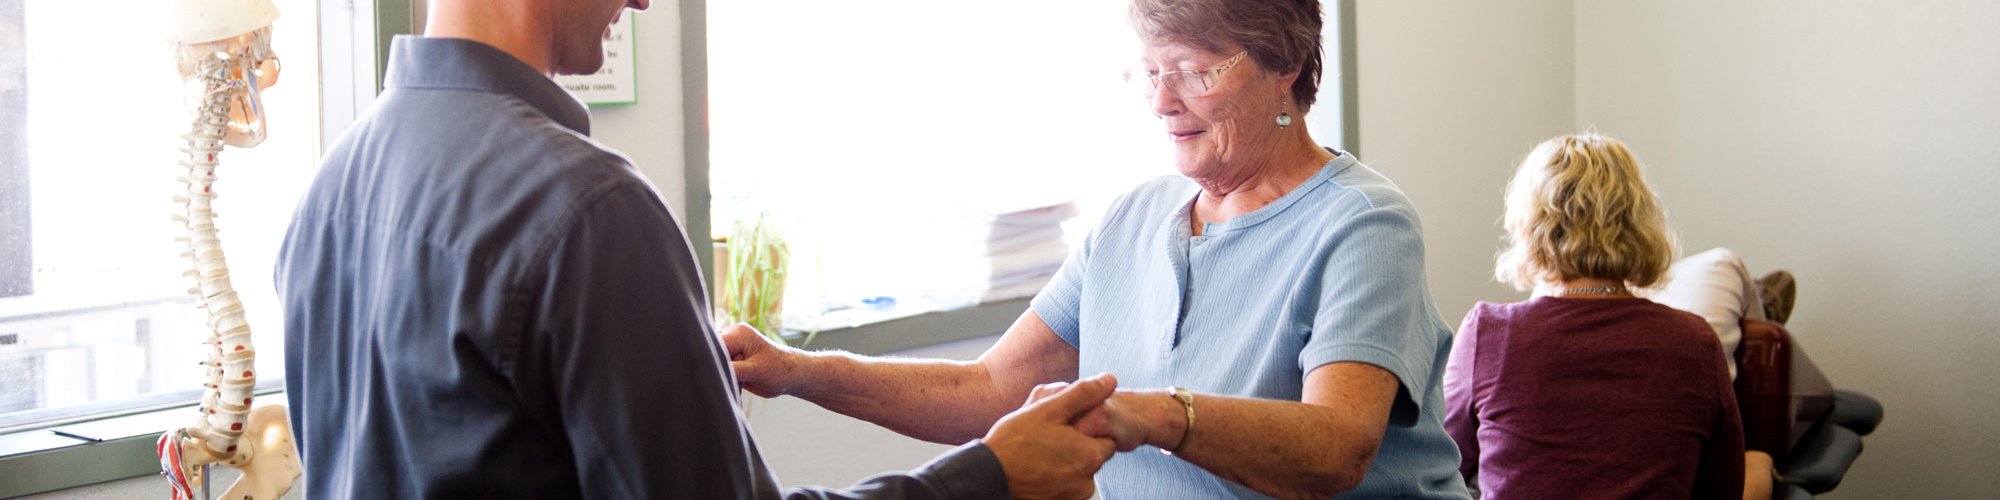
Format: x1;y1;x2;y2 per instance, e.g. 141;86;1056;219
0;297;1030;497
0;395;257;498
779;297;1028;354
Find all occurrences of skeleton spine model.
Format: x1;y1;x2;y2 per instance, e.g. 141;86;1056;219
181;51;257;455
158;52;260;500
156;2;299;497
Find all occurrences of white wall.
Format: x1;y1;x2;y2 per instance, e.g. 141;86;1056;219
1353;0;1576;323
1363;0;2000;496
1573;2;2000;497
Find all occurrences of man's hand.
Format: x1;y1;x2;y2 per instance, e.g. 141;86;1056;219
984;373;1121;500
1030;386;1180;453
718;323;804;398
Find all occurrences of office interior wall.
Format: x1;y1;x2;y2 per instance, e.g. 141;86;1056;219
1573;2;2000;496
1352;0;1577;324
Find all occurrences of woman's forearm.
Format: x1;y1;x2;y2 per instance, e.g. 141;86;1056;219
1108;363;1398;499
1151;394;1380;499
786;351;1026;444
728;311;1082;444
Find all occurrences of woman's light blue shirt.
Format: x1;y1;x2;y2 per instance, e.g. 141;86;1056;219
1031;152;1470;499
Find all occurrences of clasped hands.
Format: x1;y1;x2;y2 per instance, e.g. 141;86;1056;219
720;323;1187;500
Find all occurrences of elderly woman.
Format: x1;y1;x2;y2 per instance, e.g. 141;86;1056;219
1443;134;1749;499
724;0;1468;497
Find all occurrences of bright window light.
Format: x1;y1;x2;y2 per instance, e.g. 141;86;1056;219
710;0;1180;331
0;0;324;430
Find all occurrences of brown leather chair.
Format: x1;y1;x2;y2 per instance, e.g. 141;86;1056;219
1735;319;1834;458
1734;319;1874;495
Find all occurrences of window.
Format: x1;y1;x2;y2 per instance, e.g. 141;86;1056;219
2;1;26;298
707;1;1353;333
0;0;333;432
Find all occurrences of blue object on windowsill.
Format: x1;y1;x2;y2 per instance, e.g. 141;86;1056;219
860;296;895;310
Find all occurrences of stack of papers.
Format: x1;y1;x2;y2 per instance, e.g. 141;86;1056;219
979;202;1077;303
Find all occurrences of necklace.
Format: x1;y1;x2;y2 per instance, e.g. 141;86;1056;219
1556;285;1629;296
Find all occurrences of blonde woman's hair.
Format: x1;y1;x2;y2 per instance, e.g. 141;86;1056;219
1495;133;1677;291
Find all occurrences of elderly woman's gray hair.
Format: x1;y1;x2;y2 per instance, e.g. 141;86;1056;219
1129;0;1325;114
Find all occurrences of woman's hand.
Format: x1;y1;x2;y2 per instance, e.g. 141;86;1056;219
1027;385;1182;453
718;323;806;397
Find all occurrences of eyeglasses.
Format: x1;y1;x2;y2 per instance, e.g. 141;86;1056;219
1123;51;1248;98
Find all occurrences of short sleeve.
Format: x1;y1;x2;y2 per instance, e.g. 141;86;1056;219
1297;205;1448;426
1030;226;1090;349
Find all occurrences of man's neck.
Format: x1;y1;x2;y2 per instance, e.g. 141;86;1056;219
425;0;556;75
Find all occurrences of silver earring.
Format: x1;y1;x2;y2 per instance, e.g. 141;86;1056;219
1276;98;1293;128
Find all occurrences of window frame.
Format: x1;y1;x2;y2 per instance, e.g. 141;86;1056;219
0;0;410;495
1;0;28;299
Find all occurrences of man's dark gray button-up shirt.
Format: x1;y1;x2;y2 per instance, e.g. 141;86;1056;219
277;36;1005;499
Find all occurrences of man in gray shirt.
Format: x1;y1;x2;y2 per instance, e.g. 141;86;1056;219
276;0;1117;498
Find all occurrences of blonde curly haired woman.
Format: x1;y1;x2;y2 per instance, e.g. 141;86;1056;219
1442;134;1769;499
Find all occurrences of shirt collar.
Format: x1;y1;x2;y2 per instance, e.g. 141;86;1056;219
381;35;591;136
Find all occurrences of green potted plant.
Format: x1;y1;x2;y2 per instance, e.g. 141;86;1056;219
717;211;804;346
